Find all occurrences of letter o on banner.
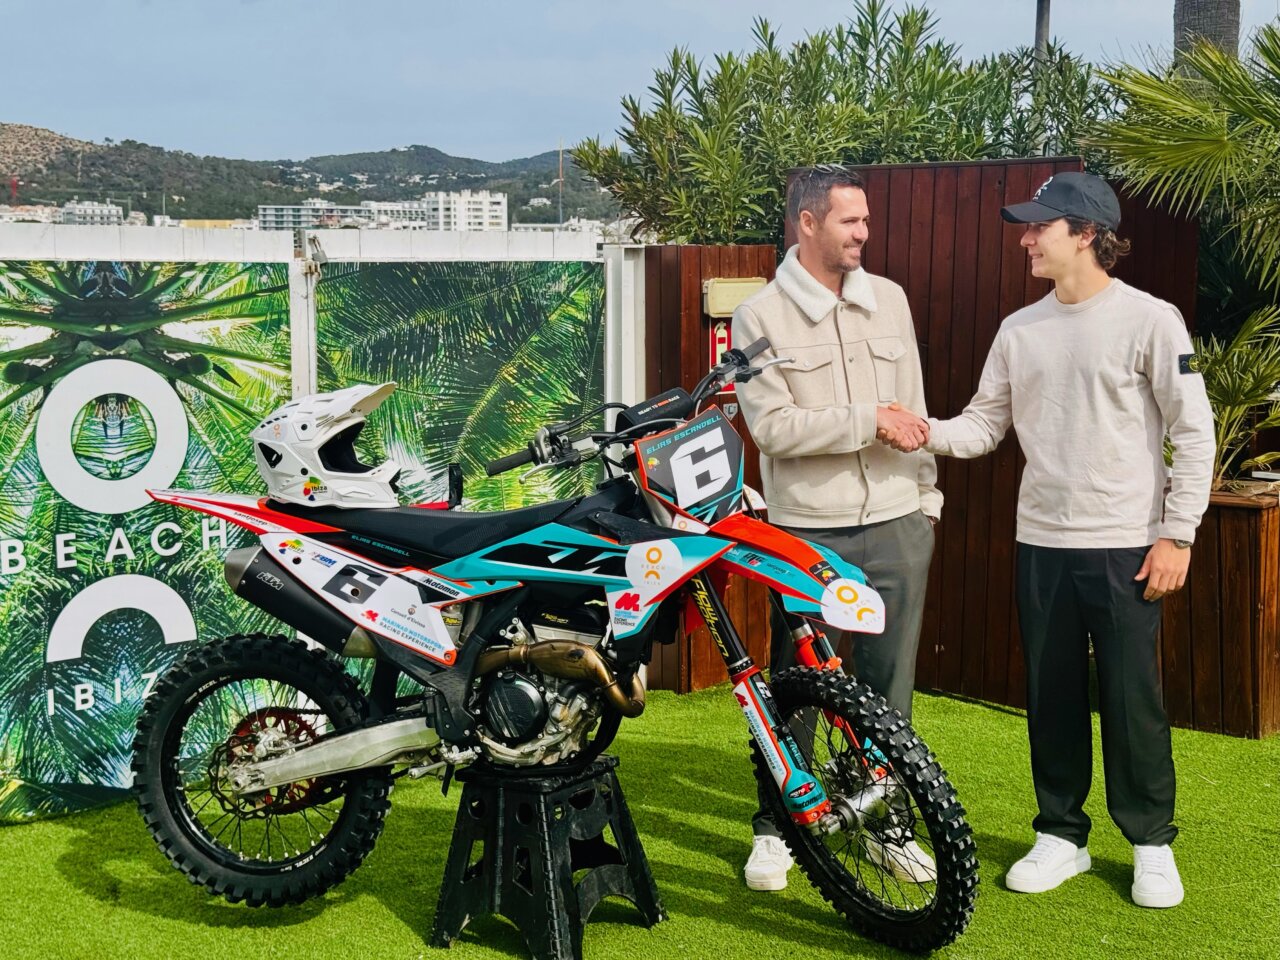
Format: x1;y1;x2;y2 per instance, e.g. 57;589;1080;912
46;574;197;663
35;358;189;514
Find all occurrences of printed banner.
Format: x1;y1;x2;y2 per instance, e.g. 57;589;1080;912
0;257;607;823
315;260;606;508
0;261;292;822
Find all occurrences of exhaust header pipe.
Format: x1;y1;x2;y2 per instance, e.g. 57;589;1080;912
476;640;646;717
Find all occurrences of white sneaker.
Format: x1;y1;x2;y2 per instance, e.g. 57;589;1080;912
1005;832;1091;893
1132;844;1184;908
866;836;938;883
744;835;792;891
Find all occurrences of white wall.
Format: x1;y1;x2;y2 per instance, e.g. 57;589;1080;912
602;245;647;407
0;223;601;263
0;223;294;262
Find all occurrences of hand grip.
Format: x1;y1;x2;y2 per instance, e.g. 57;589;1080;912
485;445;535;476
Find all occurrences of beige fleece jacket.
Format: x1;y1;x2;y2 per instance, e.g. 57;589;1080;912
732;246;942;529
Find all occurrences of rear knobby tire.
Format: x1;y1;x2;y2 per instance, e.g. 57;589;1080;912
132;634;393;906
752;667;978;953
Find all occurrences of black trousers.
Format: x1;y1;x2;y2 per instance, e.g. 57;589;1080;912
752;511;934;838
1017;543;1177;848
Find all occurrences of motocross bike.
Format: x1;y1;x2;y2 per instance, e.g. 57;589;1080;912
132;338;977;952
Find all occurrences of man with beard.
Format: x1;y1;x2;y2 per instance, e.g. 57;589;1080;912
732;164;940;891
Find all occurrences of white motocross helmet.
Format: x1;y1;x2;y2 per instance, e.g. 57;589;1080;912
252;382;401;509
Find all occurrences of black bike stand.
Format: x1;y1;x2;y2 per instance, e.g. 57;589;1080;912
430;755;666;960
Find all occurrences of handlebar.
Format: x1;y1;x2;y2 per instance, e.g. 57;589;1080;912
735;337;771;363
485;337;776;478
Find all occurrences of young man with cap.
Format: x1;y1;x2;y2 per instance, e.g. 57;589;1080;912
886;172;1213;908
732;164;940;892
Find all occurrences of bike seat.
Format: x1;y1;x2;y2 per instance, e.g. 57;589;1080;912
268;498;576;560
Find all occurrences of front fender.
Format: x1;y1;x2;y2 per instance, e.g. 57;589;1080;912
709;513;886;635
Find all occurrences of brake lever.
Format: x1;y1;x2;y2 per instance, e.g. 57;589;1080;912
518;447;594;484
737;355;795;382
518;461;556;484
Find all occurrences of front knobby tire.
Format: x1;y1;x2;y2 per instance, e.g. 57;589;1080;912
751;667;978;953
131;634;393;907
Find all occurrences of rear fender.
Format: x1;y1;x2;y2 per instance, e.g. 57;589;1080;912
147;489;342;535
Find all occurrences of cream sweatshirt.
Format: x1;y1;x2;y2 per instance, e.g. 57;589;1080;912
926;279;1214;548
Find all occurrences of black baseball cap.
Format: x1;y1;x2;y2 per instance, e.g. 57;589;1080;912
1000;172;1121;230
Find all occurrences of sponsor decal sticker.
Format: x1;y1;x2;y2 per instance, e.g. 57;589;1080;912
614;592;641;612
624;539;683;597
819;578;886;634
255;571;284;591
809;561;838;583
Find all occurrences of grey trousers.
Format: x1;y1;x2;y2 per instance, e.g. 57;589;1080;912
753;509;935;838
1017;543;1177;848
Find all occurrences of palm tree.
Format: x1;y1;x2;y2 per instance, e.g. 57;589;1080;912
1092;30;1280;487
573;0;1118;247
1093;27;1280;292
1175;0;1240;57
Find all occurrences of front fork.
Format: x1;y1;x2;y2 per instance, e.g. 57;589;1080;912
686;573;831;828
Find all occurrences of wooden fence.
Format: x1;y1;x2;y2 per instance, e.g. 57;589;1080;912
1162;494;1280;738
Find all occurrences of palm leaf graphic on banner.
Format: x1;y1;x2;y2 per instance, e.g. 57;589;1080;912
316;260;606;511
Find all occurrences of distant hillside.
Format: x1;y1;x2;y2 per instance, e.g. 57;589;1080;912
0;124;615;223
0;123;102;176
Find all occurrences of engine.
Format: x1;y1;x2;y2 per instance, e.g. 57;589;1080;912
473;604;614;766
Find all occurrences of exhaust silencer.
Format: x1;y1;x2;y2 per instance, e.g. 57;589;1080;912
224;546;375;657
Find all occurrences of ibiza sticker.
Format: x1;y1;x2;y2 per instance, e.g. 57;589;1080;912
819;578;886;634
624;539;683;599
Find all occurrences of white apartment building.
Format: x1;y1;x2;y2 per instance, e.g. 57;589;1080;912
257;190;507;231
0;204;62;223
61;200;125;226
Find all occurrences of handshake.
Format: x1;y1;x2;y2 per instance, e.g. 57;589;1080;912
876;403;930;453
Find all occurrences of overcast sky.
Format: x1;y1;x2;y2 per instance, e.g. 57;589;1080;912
6;1;1279;162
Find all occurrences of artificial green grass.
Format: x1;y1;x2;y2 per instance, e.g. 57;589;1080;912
0;686;1276;960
